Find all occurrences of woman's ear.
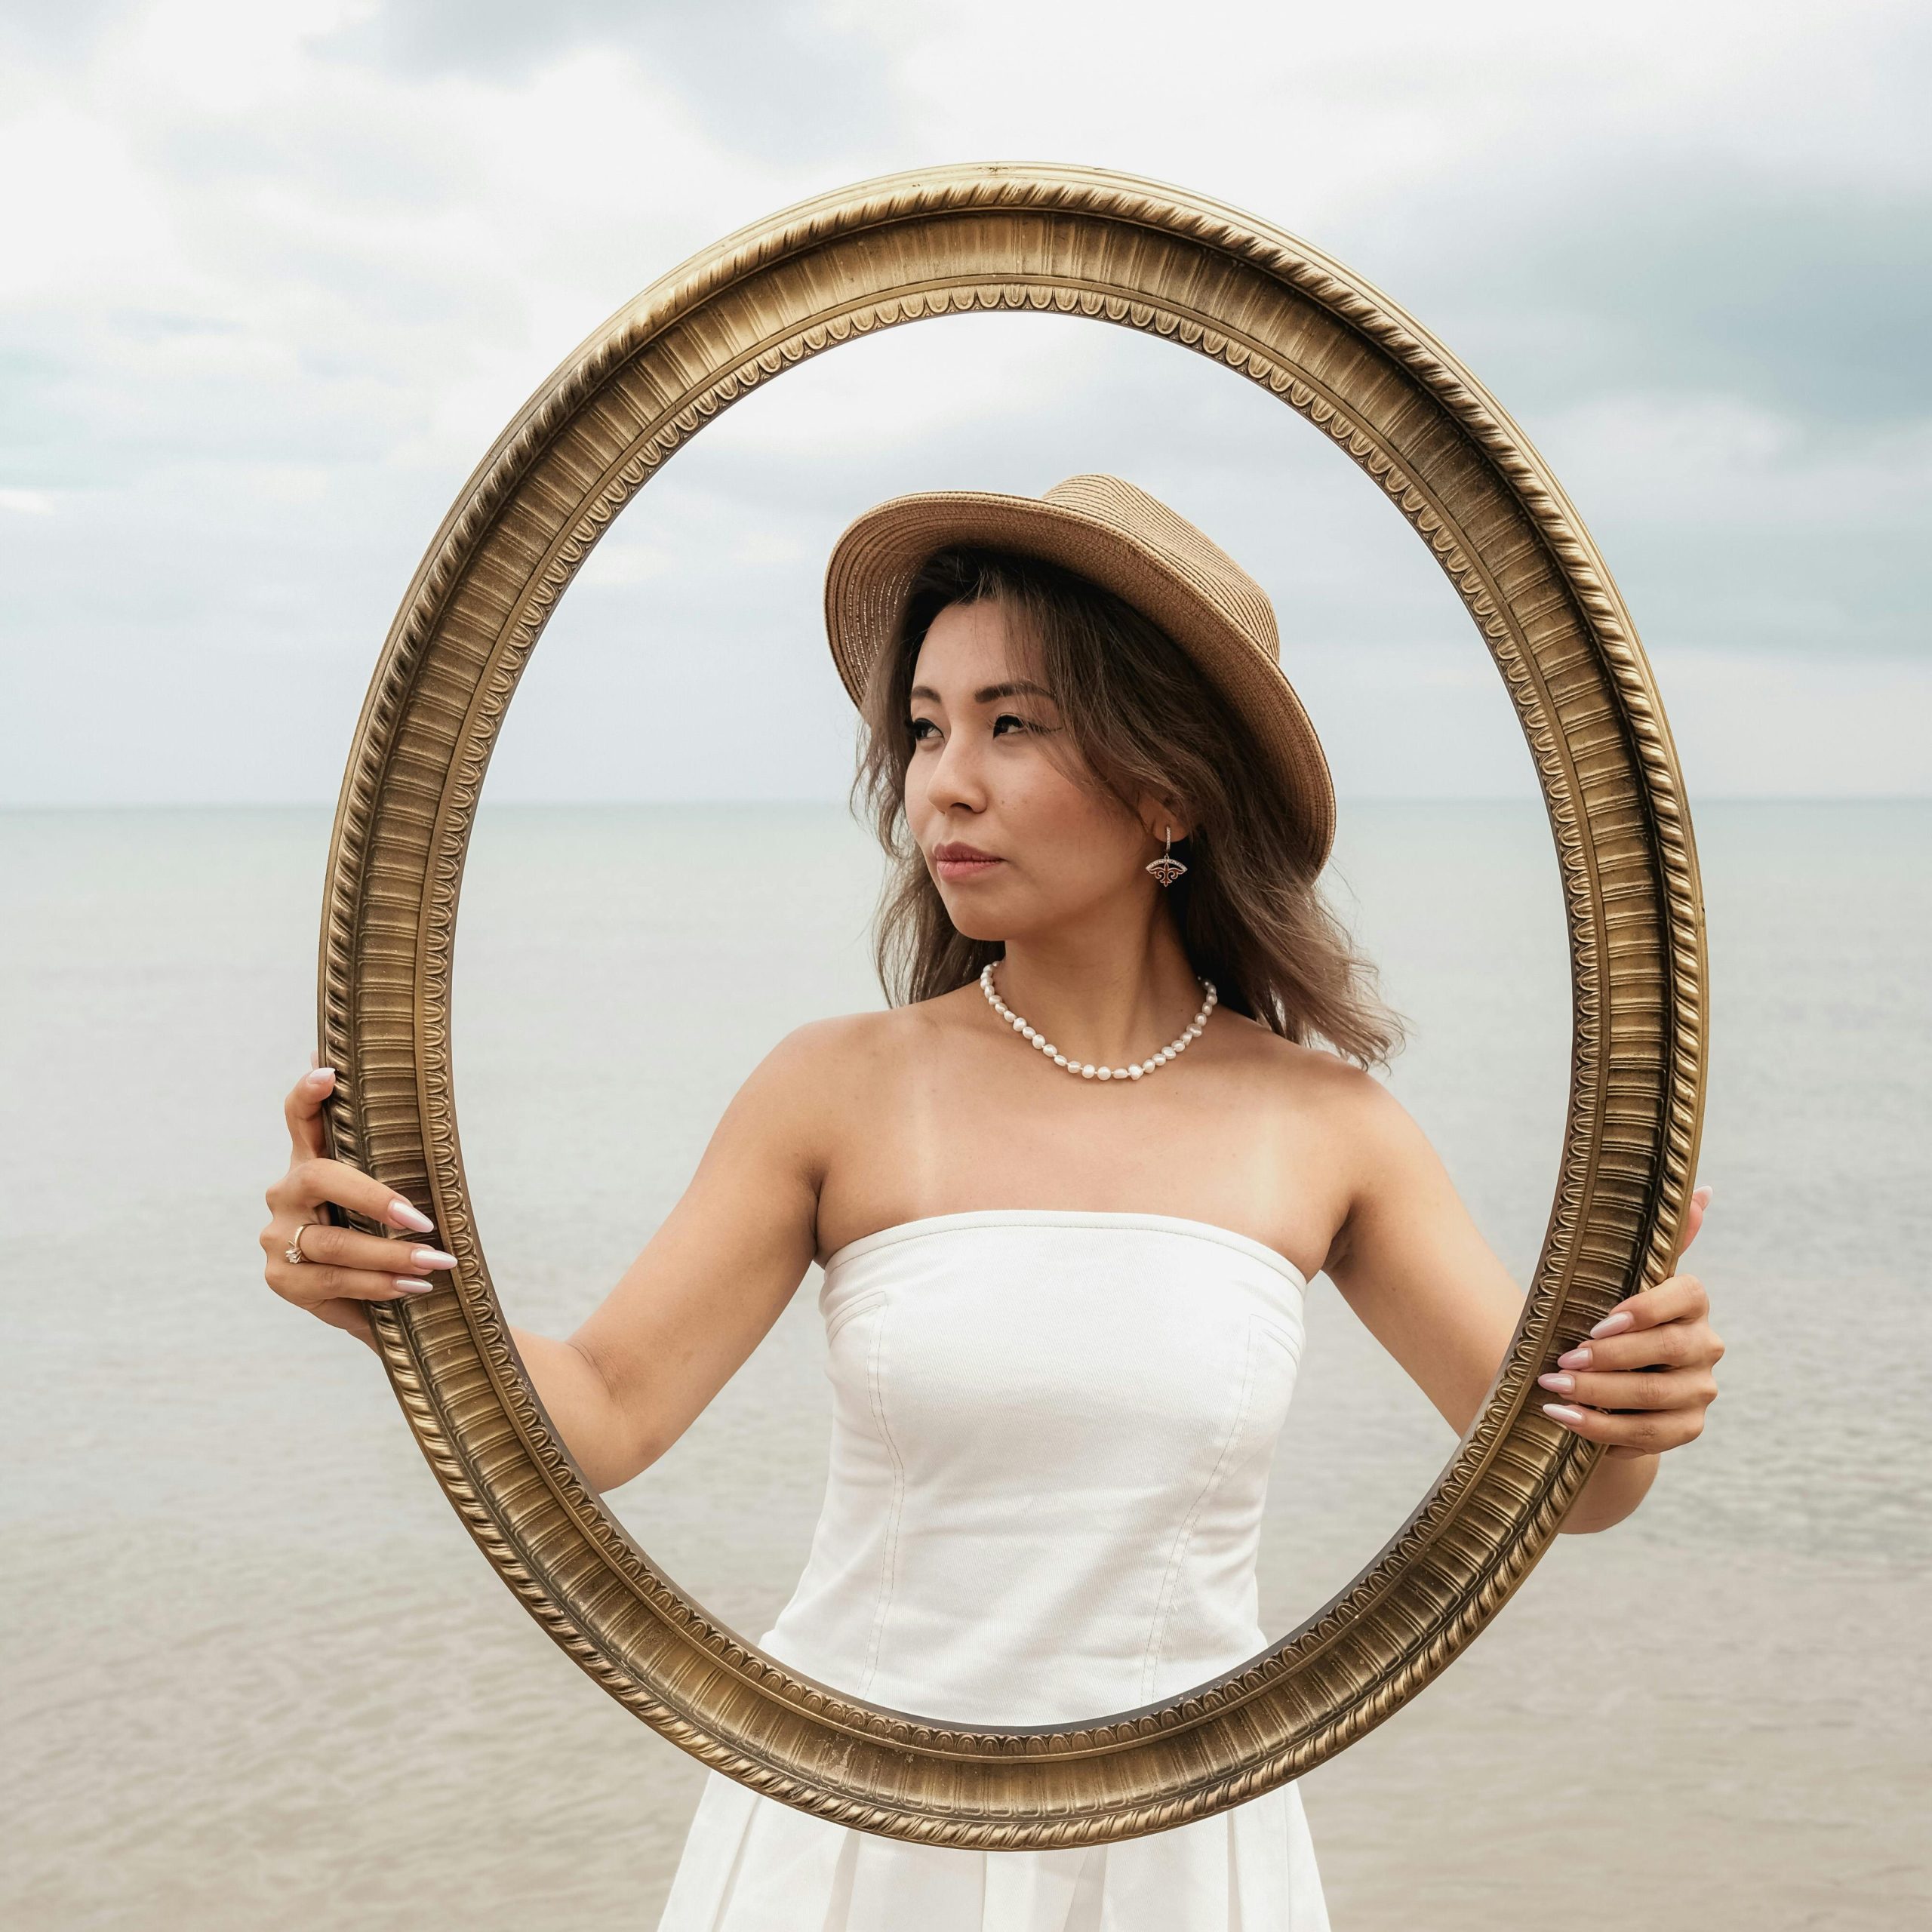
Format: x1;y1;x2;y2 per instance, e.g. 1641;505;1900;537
1139;794;1192;844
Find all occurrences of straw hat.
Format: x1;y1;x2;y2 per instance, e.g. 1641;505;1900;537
823;474;1336;873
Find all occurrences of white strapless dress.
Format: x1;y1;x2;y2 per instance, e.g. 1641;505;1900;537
655;1208;1330;1930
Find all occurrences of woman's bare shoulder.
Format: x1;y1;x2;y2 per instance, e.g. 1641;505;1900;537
728;1002;946;1187
1223;1013;1407;1133
746;999;954;1109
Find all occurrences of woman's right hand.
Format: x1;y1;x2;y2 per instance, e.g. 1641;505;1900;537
259;1056;459;1350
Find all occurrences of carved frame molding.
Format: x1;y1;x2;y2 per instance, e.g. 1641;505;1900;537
316;162;1707;1849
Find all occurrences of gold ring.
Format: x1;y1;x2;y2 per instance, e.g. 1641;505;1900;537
284;1220;315;1266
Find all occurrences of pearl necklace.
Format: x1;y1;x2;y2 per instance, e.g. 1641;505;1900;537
979;961;1217;1081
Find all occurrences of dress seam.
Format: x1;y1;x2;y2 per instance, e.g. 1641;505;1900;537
1140;1315;1266;1704
860;1303;907;1698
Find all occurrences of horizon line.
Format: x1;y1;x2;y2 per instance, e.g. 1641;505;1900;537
3;794;1927;812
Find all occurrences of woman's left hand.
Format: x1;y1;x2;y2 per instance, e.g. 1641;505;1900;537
1539;1183;1721;1460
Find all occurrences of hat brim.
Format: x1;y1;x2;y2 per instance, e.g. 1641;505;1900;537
823;489;1337;873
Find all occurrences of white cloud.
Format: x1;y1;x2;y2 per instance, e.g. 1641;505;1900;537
0;0;1924;803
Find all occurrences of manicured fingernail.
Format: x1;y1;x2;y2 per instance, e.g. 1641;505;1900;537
307;1066;335;1085
387;1199;435;1233
1543;1403;1586;1426
1557;1345;1592;1370
1589;1311;1634;1339
394;1278;437;1294
1537;1371;1576;1395
408;1247;457;1270
1694;1185;1713;1203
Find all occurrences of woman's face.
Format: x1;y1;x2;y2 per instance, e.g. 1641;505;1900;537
904;597;1174;944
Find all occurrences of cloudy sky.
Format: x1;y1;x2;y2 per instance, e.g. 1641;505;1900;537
2;0;1925;804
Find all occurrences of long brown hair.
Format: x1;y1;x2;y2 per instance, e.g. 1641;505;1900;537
847;545;1407;1070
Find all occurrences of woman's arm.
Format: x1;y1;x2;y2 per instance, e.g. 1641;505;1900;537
503;1015;858;1494
1321;1071;1720;1535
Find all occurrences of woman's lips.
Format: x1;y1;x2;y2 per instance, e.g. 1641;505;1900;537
932;850;1004;881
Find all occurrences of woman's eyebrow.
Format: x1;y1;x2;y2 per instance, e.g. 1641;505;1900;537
907;680;1057;704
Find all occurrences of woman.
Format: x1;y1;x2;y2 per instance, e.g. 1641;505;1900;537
260;475;1721;1929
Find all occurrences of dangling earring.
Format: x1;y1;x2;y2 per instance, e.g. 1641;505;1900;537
1146;825;1187;888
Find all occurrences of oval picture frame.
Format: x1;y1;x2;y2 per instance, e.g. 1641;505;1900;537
316;162;1707;1850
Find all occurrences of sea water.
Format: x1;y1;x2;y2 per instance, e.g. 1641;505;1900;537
1;800;1924;1929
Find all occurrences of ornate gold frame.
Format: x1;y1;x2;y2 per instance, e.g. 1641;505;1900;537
316;163;1706;1848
